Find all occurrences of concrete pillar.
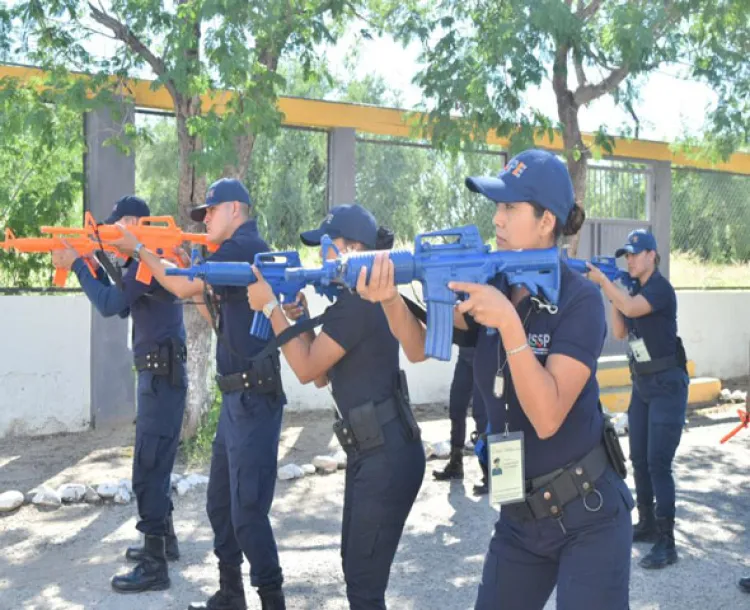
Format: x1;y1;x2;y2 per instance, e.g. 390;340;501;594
327;128;356;208
83;102;136;428
650;161;672;279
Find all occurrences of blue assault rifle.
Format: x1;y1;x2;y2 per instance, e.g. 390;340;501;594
562;252;634;289
284;224;561;361
165;249;338;340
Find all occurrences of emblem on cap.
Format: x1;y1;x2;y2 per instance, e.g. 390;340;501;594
207;189;215;198
324;213;334;224
632;235;639;243
505;159;527;178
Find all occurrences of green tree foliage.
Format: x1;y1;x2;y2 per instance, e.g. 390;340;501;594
378;0;749;254
0;81;84;287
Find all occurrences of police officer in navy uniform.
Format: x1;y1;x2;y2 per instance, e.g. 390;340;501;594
247;204;426;610
111;179;287;610
52;195;187;593
359;149;635;609
587;228;689;570
433;346;489;496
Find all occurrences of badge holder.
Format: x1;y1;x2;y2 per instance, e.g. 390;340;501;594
488;430;526;506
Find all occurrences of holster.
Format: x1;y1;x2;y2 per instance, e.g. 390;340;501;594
602;414;628;479
394;370;421;441
333;397;400;453
134;338;186;388
215;353;282;396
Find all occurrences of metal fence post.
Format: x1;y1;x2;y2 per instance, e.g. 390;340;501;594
327;128;357;209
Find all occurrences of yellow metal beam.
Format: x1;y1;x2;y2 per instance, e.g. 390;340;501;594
2;63;749;175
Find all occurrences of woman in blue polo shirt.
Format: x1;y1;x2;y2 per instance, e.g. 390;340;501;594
587;229;688;570
358;149;634;610
247;204;425;610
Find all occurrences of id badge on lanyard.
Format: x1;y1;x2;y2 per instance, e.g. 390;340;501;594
628;337;652;363
488;431;526;505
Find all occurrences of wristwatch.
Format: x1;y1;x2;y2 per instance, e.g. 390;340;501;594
133;242;144;260
262;298;279;319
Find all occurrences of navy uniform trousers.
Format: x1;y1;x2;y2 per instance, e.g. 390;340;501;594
133;365;187;536
449;347;488;448
341;418;426;610
206;389;285;590
628;366;689;520
475;467;634;610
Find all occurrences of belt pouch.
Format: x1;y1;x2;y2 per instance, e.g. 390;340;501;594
348;402;385;452
602;416;627;479
333;418;357;450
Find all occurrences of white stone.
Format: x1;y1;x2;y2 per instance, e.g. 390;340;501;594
24;488;40;504
423;442;435;460
57;484;86;503
176;478;193;497
730;389;747;403
0;490;24;512
277;464;305;481
32;486;62;508
720;388;732;402
301;464;316;476
83;486;101;504
432;441;452;459
97;482;119;499
333;450;347;469
312;455;338;474
170;473;183;489
184;473;209;487
118;479;133;494
113;486;131;504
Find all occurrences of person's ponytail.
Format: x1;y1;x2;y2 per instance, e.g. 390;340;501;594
375;226;395;250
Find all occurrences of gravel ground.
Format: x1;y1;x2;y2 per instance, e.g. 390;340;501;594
0;403;747;610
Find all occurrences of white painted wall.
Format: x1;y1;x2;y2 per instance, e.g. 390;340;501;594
677;290;750;380
0;295;91;438
0;290;746;435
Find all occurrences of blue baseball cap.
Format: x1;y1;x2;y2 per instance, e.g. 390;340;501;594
104;195;150;224
190;178;252;222
300;204;378;249
465;149;575;223
615;229;657;257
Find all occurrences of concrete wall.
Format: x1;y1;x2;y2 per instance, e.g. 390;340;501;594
0;296;92;438
677;290;750;380
0;290;747;436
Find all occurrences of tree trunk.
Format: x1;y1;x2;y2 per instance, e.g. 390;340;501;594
176;105;212;440
555;90;589;258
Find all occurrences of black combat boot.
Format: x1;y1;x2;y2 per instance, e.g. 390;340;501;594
127;515;180;562
632;503;658;543
188;562;247;610
473;461;489;496
639;517;678;569
111;534;170;593
738;576;750;593
433;447;464;481
257;585;286;610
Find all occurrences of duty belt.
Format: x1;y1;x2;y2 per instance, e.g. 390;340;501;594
134;340;186;375
503;442;611;522
215;357;281;395
630;354;678;376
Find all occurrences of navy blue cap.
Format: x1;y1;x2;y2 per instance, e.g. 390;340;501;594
190;178;252;222
615;229;657;257
300;204;378;249
104;195;150;224
465;149;575;223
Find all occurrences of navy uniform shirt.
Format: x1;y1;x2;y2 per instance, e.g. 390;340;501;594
471;265;607;479
72;258;185;357
624;269;677;360
207;220;271;376
321;290;400;416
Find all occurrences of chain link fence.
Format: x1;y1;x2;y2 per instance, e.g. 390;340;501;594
671;168;750;288
586;164;649;220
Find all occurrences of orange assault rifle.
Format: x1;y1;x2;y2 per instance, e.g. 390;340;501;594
40;212;219;285
1;212;218;287
0;224;124;286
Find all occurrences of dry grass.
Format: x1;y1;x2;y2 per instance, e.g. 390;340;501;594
670;251;750;289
